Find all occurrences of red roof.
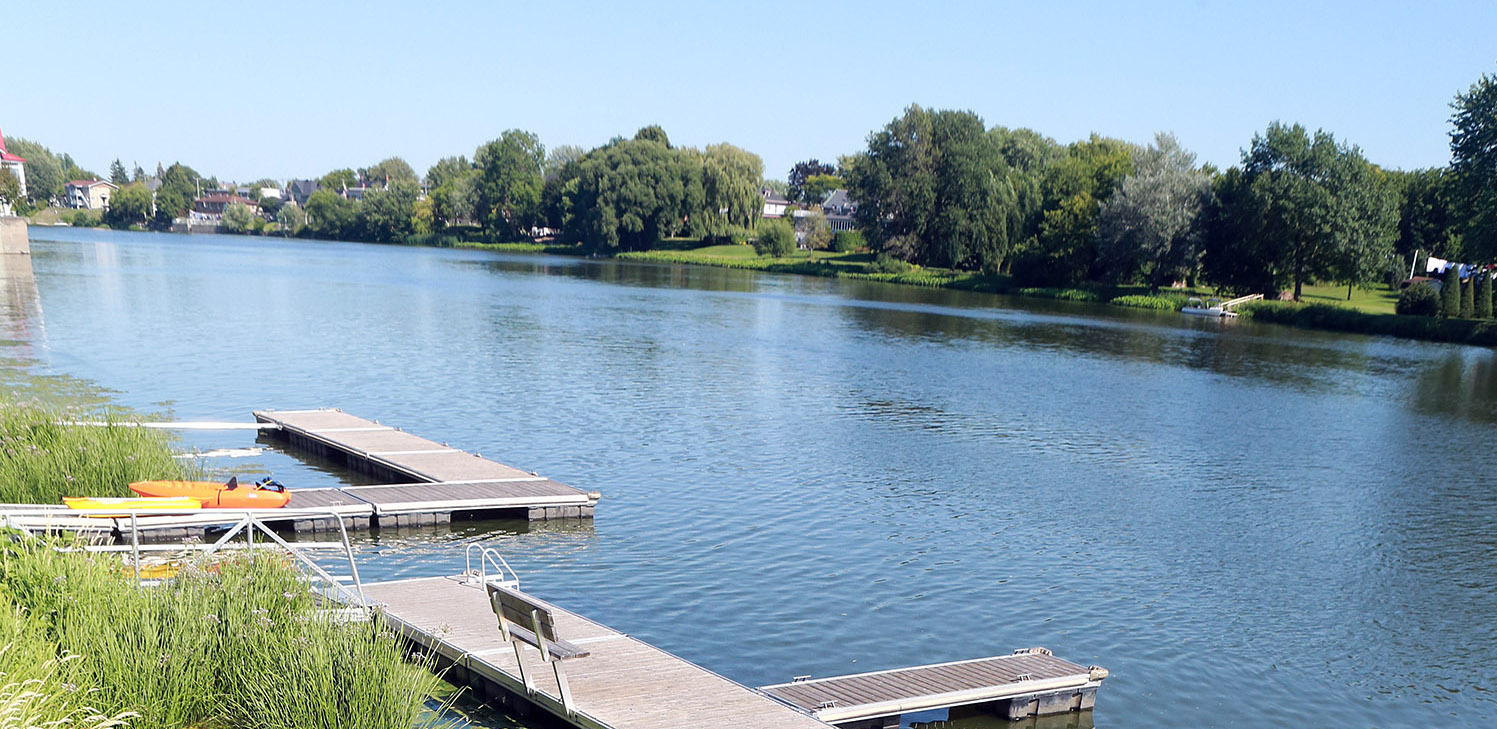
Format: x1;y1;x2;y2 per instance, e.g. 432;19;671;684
0;127;23;163
197;194;256;205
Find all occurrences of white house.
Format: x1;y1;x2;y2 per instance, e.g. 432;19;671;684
0;128;26;216
761;188;790;219
64;180;119;210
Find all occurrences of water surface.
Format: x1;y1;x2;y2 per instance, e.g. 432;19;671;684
6;227;1497;728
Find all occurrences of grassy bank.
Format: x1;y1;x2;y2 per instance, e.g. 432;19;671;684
0;402;190;504
1238;300;1497;346
0;543;443;729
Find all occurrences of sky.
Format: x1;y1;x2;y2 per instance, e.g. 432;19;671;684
6;1;1496;184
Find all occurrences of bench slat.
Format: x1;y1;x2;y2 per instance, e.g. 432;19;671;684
485;583;590;660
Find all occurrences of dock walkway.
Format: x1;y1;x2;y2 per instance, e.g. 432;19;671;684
365;576;833;729
0;409;599;538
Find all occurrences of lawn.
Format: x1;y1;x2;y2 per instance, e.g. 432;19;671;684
1297;283;1401;314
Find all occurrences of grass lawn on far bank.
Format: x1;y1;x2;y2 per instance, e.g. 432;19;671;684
1297;283;1401;315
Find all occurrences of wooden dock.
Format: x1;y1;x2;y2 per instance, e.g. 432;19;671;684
0;409;599;539
761;650;1106;727
365;576;834;729
362;575;1106;729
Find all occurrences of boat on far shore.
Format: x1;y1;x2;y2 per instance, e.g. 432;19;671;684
1181;293;1263;318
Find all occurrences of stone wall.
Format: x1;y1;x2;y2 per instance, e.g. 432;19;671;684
0;217;28;255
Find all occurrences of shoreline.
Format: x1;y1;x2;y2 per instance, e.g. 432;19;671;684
33;225;1497;347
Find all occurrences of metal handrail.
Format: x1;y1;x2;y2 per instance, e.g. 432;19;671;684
0;507;367;607
463;543;520;588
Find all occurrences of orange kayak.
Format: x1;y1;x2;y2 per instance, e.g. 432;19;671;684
129;477;291;508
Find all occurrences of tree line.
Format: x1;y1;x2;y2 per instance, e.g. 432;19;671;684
840;68;1497;299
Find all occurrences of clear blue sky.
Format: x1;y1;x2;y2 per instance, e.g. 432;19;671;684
7;1;1496;184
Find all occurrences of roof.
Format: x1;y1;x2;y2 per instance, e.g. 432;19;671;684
0;128;24;163
822;189;852;209
761;188;790;205
197;194;257;205
66;180;118;189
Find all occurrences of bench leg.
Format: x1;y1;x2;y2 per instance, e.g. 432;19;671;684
513;641;535;695
553;661;575;716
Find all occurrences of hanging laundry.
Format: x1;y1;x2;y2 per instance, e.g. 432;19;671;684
1427;256;1449;274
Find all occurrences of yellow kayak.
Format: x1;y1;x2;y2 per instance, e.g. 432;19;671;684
64;496;202;512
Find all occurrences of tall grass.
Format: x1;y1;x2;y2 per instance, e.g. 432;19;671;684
1239;301;1497;346
0;540;444;729
1109;294;1187;311
0;402;190;504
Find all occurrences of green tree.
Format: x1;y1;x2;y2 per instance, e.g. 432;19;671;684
101;183;152;229
1461;272;1476;317
801;174;842;205
544;145;587;181
1013;134;1136;285
1392;168;1458;260
633;125;671;148
151;163;201;230
0;168;23;214
108;159;129;185
319;168;358;192
755;219;795;257
1450;69;1497;261
1441;264;1461;316
561;136;689;250
5;138;63;206
1202;122;1396;299
1477;271;1493;318
276;202;306;236
1096;132;1210;287
360;157;417;186
359;180;419;242
424;156;470;190
475;130;545;239
304;188;360;239
131;163;146;182
787;159;836;203
801;211;832;250
843;105;1032;273
700;143;764;239
221;202;255;234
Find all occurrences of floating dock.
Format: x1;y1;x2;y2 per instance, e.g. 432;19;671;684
0;409;599;538
364;575;1106;729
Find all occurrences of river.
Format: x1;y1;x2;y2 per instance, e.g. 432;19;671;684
5;227;1497;728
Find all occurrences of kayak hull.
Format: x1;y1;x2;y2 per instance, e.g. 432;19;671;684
64;496;202;511
129;480;292;508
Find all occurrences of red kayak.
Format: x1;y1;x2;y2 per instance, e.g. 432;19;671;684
129;477;291;508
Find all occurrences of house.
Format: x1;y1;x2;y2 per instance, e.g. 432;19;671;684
820;188;858;233
0;128;26;217
259;187;283;201
287;179;319;206
64;180;119;210
761;188;790;219
193;193;258;218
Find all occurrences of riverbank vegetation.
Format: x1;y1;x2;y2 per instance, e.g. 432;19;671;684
15;68;1497;344
0;391;446;728
0;543;443;729
0;402;188;504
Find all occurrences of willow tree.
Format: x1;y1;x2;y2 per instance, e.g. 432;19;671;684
843;105;1032;272
700;143;764;239
1096;132;1210;287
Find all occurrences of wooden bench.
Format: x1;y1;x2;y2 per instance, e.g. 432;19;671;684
486;583;590;715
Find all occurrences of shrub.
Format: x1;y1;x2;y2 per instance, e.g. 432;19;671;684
869;253;914;274
1461;275;1476;318
1441;265;1461;316
753;220;795;257
1478;273;1493;319
832;230;865;253
1396;282;1440;316
1110;294;1182;311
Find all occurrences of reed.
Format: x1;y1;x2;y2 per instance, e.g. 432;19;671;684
0;401;190;504
0;540;444;729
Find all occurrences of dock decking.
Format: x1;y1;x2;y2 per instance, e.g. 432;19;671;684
761;650;1105;725
362;576;1106;729
364;576;834;729
0;409;599;538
